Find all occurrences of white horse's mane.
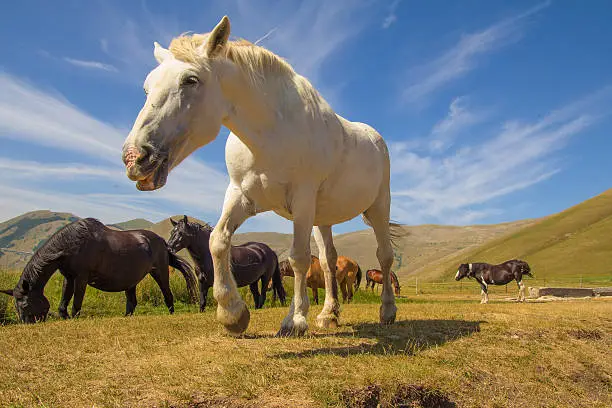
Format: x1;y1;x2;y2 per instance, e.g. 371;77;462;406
168;34;325;117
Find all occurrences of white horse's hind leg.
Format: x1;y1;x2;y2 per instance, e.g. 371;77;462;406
314;226;340;328
277;189;316;337
210;186;254;335
364;203;397;325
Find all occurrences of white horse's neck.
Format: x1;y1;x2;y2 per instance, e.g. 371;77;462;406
217;60;331;150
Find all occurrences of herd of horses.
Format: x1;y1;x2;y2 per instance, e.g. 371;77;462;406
0;216;392;323
0;215;533;324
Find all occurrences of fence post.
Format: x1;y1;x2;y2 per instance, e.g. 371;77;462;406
580;275;583;288
415;277;418;296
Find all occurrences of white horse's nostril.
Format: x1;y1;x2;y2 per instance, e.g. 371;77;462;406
123;147;140;169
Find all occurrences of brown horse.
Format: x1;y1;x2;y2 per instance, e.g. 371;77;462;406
168;216;286;310
365;269;401;296
276;255;362;304
337;256;362;303
455;259;532;303
0;218;197;323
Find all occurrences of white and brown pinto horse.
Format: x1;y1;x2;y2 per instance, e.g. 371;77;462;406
455;260;532;303
121;16;403;336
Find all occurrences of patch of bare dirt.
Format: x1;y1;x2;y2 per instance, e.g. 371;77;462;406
567;328;603;340
340;384;456;408
171;395;314;408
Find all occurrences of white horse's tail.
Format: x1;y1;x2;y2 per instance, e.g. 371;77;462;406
361;215;408;249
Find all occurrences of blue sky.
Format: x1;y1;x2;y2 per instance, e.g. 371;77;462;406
0;0;610;234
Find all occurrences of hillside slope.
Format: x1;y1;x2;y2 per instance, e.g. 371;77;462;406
110;218;154;230
419;188;612;281
0;211;79;268
1;210;535;276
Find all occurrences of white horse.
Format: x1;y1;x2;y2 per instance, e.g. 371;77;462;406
122;16;403;336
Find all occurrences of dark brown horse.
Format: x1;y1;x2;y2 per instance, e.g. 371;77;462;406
276;255;362;304
0;218;197;323
365;269;401;296
168;216;286;310
455;259;533;303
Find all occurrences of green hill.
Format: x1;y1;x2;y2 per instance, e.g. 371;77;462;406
0;211;79;268
419;188;612;282
110;218;154;231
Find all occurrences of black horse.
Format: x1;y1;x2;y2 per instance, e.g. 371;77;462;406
455;259;533;303
0;218;197;323
167;216;286;311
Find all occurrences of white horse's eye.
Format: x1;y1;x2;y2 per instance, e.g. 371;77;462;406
181;76;199;86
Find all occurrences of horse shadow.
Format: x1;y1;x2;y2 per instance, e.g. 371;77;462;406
273;319;483;359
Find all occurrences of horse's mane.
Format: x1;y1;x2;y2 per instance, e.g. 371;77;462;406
168;34;325;116
187;219;213;233
22;218;100;283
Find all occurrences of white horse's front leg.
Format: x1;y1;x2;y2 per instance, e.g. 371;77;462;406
210;185;255;335
277;189;316;337
313;226;340;328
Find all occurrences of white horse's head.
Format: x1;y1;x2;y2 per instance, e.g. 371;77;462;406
122;16;233;191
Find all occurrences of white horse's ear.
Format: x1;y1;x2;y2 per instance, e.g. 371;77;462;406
154;42;172;64
203;15;230;58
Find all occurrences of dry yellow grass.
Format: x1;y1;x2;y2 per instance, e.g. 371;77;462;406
0;298;610;407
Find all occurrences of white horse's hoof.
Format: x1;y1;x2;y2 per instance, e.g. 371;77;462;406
379;302;397;325
276;314;308;337
217;301;250;335
316;313;339;329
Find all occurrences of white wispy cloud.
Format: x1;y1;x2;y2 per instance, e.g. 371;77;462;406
233;0;376;86
382;0;401;29
403;1;551;104
391;97;487;155
0;158;118;179
390;86;612;225
0;71;230;224
63;57;118;72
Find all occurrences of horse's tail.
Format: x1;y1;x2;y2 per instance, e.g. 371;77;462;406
390;270;400;286
355;265;362;290
360;216;409;249
168;251;198;304
272;258;287;306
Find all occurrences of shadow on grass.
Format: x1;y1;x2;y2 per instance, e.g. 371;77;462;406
273;319;483;358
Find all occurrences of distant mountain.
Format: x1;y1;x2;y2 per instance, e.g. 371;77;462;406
4;187;610;284
0;210;533;275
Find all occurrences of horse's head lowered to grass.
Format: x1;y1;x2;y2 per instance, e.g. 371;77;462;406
1;281;50;324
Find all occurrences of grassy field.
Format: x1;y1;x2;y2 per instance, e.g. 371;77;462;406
0;270;610;408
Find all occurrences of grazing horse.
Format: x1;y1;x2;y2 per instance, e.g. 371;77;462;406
455;259;533;303
337;256;362;303
0;218;197;323
276;255;361;304
121;16;404;336
167;216;286;310
365;269;401;296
